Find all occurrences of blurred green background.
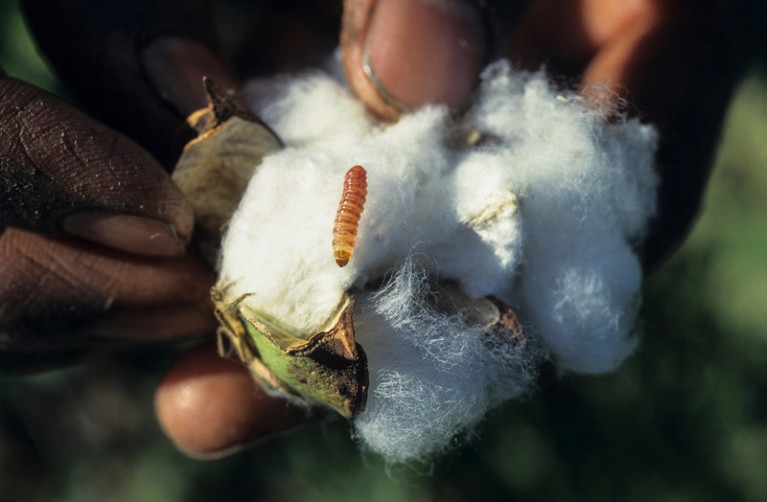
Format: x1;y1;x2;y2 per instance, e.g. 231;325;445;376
2;1;767;501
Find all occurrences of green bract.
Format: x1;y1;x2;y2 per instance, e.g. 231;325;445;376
214;290;367;418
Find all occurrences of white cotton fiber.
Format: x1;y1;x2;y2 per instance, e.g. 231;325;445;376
352;260;541;463
220;59;658;462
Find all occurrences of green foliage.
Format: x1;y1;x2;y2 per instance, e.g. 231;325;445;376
0;0;57;91
2;3;767;501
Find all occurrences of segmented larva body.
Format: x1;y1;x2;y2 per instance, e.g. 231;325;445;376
332;165;367;267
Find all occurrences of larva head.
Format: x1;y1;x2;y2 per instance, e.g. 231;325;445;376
335;250;352;268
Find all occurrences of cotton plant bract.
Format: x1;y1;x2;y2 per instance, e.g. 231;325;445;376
209;60;658;464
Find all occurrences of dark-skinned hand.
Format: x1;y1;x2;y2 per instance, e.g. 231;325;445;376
8;0;752;458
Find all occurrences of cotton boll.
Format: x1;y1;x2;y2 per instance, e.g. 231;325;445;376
517;156;647;374
468;63;531;136
219;151;352;335
599;123;660;240
221;60;659;462
437;151;525;300
521;239;643;373
246;70;373;145
469;61;658;373
219;100;462;335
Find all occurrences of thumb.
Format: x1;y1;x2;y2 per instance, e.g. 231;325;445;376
0;73;193;257
341;0;491;120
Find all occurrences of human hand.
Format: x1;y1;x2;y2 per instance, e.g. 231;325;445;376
15;0;749;459
16;0;314;458
0;68;214;369
1;64;297;456
155;0;749;458
161;0;753;458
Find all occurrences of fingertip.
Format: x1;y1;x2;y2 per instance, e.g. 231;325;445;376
155;343;310;459
342;0;488;119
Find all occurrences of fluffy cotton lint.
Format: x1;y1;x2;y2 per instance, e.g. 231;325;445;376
218;60;658;463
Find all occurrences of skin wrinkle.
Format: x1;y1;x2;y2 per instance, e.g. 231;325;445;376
0;254;96;344
1;81;96;227
5;235;99;313
1;89;41;164
0;227;213;351
1;77;192;238
57;132;130;196
5;73;164;184
9;93;53;152
27;102;112;180
104;133;120;163
0;36;208;365
15;264;68;323
12;117;38;170
5;231;204;306
50;245;125;301
0;254;39;319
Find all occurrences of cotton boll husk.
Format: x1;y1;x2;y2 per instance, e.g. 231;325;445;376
221;59;659;461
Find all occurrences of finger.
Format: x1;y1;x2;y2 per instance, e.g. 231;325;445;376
89;304;215;342
509;0;659;77
511;1;750;267
155;342;314;459
22;0;237;167
575;4;749;267
225;1;342;77
342;0;491;120
0;75;193;256
0;228;214;353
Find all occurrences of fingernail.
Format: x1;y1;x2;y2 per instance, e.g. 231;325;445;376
141;37;239;117
91;305;215;341
364;0;487;110
62;211;187;257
